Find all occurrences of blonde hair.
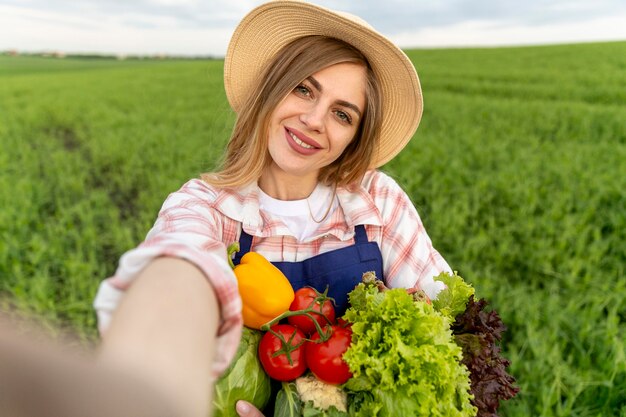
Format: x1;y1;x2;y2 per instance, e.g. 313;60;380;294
202;36;382;189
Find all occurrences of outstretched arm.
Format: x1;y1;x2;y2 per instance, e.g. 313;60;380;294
98;256;219;417
0;258;215;417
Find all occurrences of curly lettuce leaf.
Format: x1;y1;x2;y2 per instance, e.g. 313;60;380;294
432;271;475;320
451;296;519;416
343;283;476;417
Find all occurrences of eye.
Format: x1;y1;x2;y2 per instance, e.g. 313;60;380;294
294;84;311;97
334;110;353;124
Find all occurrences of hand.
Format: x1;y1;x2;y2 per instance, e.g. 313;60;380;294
236;400;265;417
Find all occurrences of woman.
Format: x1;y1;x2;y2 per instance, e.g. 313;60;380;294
94;1;451;416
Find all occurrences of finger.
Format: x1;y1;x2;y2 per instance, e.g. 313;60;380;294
236;400;265;417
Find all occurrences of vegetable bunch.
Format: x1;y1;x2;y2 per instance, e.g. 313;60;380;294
269;271;519;417
219;248;518;416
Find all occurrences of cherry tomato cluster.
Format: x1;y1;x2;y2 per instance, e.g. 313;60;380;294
258;287;353;385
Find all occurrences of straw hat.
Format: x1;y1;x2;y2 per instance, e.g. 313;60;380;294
224;0;422;168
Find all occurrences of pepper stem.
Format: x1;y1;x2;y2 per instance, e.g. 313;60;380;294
226;242;240;270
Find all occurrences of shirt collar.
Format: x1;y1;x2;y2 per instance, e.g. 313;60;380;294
212;178;383;241
336;182;383;229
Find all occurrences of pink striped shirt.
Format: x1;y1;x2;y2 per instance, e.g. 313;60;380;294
93;169;451;376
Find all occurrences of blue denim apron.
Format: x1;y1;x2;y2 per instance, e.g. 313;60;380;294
232;225;384;316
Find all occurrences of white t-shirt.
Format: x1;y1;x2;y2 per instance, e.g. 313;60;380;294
258;183;338;241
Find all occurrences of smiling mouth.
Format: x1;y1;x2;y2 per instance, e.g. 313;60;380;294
288;130;316;149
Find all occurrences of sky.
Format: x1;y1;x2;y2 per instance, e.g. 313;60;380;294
1;0;626;57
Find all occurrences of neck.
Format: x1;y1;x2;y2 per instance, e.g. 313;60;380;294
258;167;318;201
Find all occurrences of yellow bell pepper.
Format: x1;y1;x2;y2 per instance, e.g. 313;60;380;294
231;249;295;329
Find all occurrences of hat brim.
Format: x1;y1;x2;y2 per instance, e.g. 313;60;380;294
224;0;422;168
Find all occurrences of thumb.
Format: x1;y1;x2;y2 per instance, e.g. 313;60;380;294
236;400;264;417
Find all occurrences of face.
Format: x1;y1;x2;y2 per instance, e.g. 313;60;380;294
265;62;367;187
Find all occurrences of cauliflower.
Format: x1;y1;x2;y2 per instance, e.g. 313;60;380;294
294;374;348;412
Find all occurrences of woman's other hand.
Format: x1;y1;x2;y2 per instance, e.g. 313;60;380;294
236;400;265;417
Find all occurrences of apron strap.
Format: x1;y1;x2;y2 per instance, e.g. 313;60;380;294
353;224;369;243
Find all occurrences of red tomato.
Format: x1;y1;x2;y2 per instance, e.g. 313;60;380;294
336;317;350;328
287;287;336;336
305;325;353;385
258;324;308;381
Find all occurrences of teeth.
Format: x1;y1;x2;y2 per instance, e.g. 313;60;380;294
289;131;315;149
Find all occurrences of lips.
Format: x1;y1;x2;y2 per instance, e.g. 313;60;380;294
284;127;322;155
288;130;315;149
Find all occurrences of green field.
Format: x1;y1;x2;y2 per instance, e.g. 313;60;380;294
1;41;625;416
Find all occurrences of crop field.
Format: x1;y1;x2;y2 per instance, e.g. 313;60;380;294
1;41;625;416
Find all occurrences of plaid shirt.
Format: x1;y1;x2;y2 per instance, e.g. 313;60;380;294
93;170;451;376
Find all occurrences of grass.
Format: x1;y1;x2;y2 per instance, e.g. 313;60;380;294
1;41;625;416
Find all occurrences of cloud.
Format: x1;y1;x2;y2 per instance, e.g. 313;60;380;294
1;0;625;56
390;14;626;48
0;3;232;56
327;0;626;33
1;0;252;29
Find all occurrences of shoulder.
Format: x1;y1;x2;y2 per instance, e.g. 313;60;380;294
160;179;255;214
160;178;220;209
360;170;408;200
179;178;221;197
358;170;418;224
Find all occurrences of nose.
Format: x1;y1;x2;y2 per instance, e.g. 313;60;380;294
299;103;325;133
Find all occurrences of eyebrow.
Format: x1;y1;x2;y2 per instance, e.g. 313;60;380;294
306;76;363;118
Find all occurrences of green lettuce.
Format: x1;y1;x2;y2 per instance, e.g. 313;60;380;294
342;283;476;417
432;271;475;320
212;327;271;417
274;382;302;417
